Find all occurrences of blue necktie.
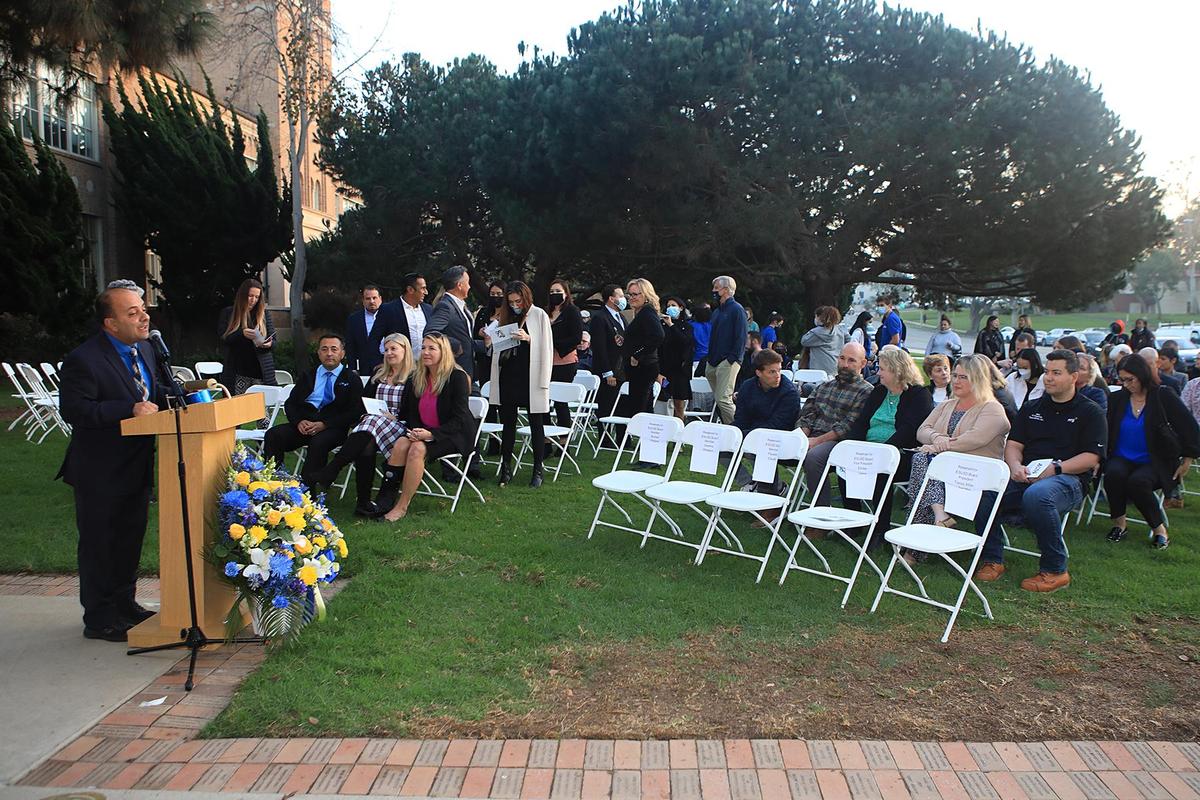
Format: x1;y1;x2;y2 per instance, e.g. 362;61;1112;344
128;347;148;401
320;371;335;408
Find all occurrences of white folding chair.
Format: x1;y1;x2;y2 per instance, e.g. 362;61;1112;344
781;441;901;606
640;421;744;555
570;372;602;455
476;382;504;466
514;381;589;481
15;362;69;442
792;369;829;385
415;396;489;512
869;453;1010;643
39;362;62;392
593;381;662;457
696;429;810;583
587;413;685;541
684;377;717;422
274;369;294;386
5;362;57;440
194;361;223;380
171;365;197;383
234;385;285;452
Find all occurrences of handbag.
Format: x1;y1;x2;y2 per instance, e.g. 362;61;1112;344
1149;393;1182;462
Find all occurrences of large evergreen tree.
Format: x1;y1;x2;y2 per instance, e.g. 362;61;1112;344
103;74;292;330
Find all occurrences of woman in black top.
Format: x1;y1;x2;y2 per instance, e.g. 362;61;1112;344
1129;319;1155;352
658;295;695;421
547;279;584;429
217;278;276;393
621;278;665;417
974;315;1006;364
472;280;506;382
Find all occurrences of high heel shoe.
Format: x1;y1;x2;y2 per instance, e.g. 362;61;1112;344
529;466;544;488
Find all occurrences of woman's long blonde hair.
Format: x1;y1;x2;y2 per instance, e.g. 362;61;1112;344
372;333;413;386
223;278;266;337
878;345;924;388
627;277;660;313
411;333;458;396
954;354;996;405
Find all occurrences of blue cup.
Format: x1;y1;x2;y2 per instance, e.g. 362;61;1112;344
185;389;214;405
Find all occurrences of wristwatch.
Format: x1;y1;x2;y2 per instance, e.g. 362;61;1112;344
1053;460;1063;476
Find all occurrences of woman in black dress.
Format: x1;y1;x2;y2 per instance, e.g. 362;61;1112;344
217;278;276;393
547;279;584;429
621;278;665;417
658;295;694;421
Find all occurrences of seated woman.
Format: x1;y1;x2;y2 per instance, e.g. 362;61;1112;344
923;353;952;405
841;345;934;548
1005;348;1045;408
312;333;413;515
374;333;475;523
906;354;1010;538
1104;354;1200;548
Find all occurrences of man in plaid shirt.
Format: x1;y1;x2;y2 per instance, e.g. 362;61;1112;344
796;341;873;504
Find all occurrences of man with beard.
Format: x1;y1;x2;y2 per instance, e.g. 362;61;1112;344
794;342;874;505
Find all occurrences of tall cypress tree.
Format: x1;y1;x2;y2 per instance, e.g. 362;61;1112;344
103;74;292;331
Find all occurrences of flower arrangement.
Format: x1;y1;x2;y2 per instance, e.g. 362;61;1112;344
209;445;347;639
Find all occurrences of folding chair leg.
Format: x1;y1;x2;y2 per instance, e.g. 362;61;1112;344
869;549;901;613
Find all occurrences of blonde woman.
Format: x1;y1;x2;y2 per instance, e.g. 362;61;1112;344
843;345;934;547
313;333;413;515
217;278;276;393
486;281;553;488
622;277;665;418
908;354;1011;533
376;334;474;522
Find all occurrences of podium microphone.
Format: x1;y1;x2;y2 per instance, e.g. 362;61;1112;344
147;329;186;401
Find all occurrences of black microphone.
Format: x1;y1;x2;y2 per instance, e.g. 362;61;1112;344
148;329;172;364
148;329;186;401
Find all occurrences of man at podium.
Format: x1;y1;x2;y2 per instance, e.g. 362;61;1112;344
57;286;165;642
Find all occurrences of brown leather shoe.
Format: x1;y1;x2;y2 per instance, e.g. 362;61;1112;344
1020;571;1070;592
974;562;1006;582
1163;497;1184;510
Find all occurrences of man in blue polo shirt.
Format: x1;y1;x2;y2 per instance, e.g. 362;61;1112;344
705;274;748;424
874;293;904;351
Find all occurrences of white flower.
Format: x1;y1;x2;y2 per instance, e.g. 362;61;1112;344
242;548;271;582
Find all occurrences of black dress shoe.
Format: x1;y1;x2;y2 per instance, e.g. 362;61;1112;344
119;604;156;625
1106;526;1127;542
529;466;544;488
84;624;129;642
354;501;379;518
498;463;513;487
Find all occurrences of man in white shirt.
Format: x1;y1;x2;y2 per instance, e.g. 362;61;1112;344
379;273;432;356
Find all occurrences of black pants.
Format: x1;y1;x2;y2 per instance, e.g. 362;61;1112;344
551;363;577;428
263;421;348;485
619;362;658;419
840;455;912;550
1104;456;1165;529
318;430;379;506
76;485;150;629
500;403;544;468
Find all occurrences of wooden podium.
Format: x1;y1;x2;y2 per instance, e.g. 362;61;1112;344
121;393;265;647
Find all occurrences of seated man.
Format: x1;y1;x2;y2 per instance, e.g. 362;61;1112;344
974;350;1107;593
263;334;363;487
732;348;801;516
795;342;873;504
1000;331;1037;372
1158;343;1186;396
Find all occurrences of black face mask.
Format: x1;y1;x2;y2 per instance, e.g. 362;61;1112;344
711;291;721;306
487;296;503;309
548;292;565;308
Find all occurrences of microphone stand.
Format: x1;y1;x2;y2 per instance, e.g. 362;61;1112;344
127;343;263;691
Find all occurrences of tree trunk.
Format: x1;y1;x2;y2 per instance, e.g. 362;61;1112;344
289;95;310;368
967;298;989;335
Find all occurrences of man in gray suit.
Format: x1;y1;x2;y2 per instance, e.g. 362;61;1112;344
426;265;476;382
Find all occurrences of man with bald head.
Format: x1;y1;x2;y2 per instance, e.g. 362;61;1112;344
795;341;874;504
57;286;166;642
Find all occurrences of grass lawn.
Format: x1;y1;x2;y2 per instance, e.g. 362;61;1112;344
931;310;1197;335
5;395;1198;740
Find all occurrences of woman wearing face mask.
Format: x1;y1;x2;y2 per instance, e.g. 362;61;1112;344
622;278;666;418
847;311;874;367
800;305;846;376
658;295;695;421
486;281;553;487
546;279;583;431
1005;348;1045;408
473;280;506;381
973;315;1006;364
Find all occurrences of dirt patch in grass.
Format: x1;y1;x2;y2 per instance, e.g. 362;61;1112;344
400;621;1200;741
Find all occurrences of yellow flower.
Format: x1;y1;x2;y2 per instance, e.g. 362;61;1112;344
312;535;327;549
266;509;282;526
297;566;318;586
284;508;307;531
248;525;268;545
285;480;300;488
335;539;348;558
320;517;333;531
235;471;251;487
248;481;269;495
293;535;313;555
267;481;283;491
228;523;246;538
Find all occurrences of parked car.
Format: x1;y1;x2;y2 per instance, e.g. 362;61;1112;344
1154;326;1200;369
1079;329;1107;356
1035;330;1048;345
1043;327;1075;346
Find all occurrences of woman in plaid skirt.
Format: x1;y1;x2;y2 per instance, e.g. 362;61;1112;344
312;333;413;515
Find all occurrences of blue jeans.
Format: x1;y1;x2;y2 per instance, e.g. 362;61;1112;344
979;475;1082;574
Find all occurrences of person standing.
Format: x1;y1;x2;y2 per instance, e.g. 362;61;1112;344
487;281;553;488
926;315;963;357
547;279;584;430
344;284;386;374
705;275;748;424
745;305;760;334
690;302;712;376
58;286;165;641
800;305;846;376
217;278;276;394
974;315;1006;363
1009;314;1036;359
426;265;476;382
874;294;904;350
473;280;506;382
761;311;784;348
589;284;627;425
1129;318;1155;352
379;273;432;353
658;295;695;421
621;278;666;417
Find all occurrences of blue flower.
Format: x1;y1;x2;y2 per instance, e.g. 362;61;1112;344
271;595;290;609
284;487;304;505
221;490;252;511
269;553;293;578
251;488;269;501
224;562;240;577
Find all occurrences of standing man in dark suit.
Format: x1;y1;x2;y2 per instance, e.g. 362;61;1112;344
426;265;476;382
378;273;433;354
262;334;363;487
58;286;165;642
344;284;386;374
589;284;627;430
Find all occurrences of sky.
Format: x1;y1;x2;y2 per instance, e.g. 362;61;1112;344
334;0;1200;213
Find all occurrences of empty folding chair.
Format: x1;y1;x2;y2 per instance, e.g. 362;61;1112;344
194;361;223;380
593;381;661;457
39;362;62;392
781;441;901;606
869;453;1010;643
696;429;810;583
234;385;285;452
641;421;744;555
273;369;294;386
570;371;602;455
684;377;717;422
791;369;829;385
475;382;504;467
587;413;685;541
415;396;489;512
16;362;69;441
514;381;588;481
171;365;197;383
4;361;44;435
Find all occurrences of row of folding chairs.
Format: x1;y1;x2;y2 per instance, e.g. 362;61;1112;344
4;361;69;443
170;365;294;387
586;414;1018;643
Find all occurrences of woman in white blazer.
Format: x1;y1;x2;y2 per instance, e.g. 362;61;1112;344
486;280;553;488
1005;347;1045;408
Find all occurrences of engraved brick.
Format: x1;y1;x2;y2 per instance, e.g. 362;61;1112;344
490;767;524;799
810;740;840;769
16;760;70;786
1125;743;1170;772
643;740;670;769
472;740;503;767
429;766;465;797
132;762;183;790
1070;772;1118;800
415;739;450;766
611;770;640;799
846;770;883;799
584;740;614;770
671;769;702;800
1175;743;1200;770
370;765;410;795
729;769;763;800
304;738;341;764
1073;743;1117;771
697;740;728;768
1019;744;1061;772
903;770;941;800
310;763;351;793
527;740;558;769
78;763;125;787
789;769;823;800
85;738;135;762
360;739;396;764
966;744;1006;772
915;743;952;771
753;740;785;769
192;763;236;791
550;768;583;799
249;763;294;793
1127;771;1173;800
959;772;1000;800
864;741;899;770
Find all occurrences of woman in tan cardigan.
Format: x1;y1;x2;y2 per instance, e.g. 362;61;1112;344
486;281;553;488
906;353;1011;537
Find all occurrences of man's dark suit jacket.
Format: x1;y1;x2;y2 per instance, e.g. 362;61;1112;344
377;300;433;349
344;308;390;374
57;334;165;493
283;365;365;431
426;295;475;380
589;306;625;380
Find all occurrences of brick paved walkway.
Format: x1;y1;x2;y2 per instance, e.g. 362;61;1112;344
7;574;1200;798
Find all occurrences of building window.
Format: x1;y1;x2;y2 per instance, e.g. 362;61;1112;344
145;250;164;307
82;215;103;291
8;64;98;160
311;177;323;212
